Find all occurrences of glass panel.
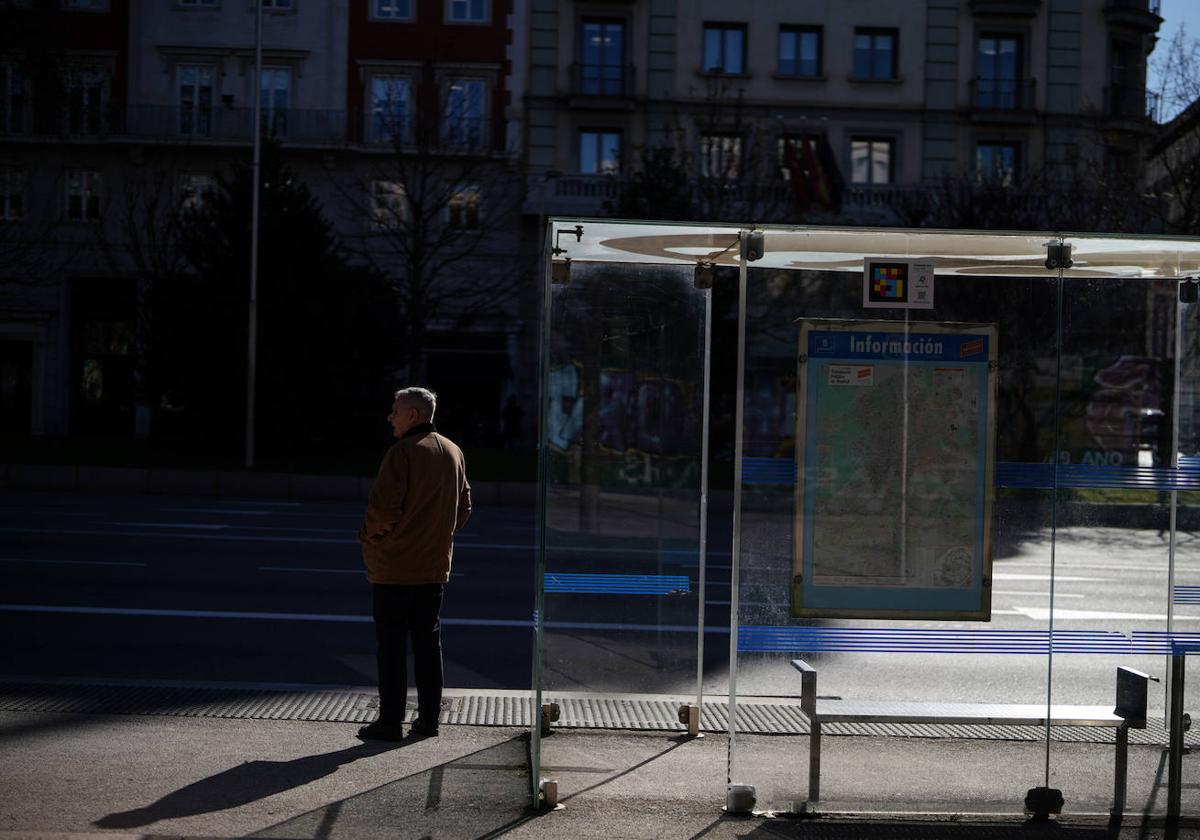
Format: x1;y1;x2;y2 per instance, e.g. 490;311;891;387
872;34;893;79
726;28;744;74
1048;237;1194;819
853;33;870;78
534;256;709;801
728;230;1065;813
703;27;722;73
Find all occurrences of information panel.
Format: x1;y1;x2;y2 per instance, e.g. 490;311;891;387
793;320;997;619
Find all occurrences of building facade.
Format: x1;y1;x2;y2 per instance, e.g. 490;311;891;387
0;0;522;446
527;0;1162;224
0;0;1163;446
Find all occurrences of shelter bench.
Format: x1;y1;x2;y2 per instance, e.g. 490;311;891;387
791;658;1150;818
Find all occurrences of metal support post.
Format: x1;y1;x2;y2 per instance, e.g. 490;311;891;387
1168;653;1186;821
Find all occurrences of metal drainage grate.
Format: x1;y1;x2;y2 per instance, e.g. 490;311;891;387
0;680;1193;747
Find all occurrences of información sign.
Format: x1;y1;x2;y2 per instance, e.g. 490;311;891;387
793;319;998;620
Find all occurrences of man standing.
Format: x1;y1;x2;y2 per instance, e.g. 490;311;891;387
357;387;471;741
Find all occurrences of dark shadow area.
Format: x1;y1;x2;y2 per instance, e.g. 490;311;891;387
687;815;1200;839
250;735;535;840
94;742;401;829
558;737;687;803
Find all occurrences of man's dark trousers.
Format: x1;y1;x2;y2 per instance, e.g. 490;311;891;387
372;582;444;725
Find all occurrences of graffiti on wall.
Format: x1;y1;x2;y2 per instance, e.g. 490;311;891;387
547;362;698;487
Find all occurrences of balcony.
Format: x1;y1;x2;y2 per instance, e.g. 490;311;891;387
569;63;636;101
968;0;1041;17
529;173;624;216
1103;0;1163;33
1099;85;1156;123
970;77;1037;113
0;104;502;153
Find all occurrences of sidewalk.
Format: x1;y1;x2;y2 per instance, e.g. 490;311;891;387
4;696;1200;839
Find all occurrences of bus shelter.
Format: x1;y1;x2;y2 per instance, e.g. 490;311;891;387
532;220;1200;819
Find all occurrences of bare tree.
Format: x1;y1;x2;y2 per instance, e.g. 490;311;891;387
1148;26;1200;235
892;156;1157;233
93;159;198;436
335;70;527;381
612;77;841;225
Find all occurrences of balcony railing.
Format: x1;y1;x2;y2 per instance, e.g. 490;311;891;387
1106;0;1161;14
570;63;635;97
970;77;1036;110
530;173;932;226
1106;85;1158;121
0;103;501;151
1103;0;1163;32
969;0;1041;16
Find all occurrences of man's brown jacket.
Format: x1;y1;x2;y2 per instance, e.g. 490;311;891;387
359;423;472;584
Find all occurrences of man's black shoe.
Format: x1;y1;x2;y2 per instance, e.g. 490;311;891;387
410;718;439;737
357;721;406;741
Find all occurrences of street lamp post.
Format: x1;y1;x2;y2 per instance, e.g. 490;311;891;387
245;0;264;468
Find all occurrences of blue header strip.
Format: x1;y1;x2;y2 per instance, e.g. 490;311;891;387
807;329;989;362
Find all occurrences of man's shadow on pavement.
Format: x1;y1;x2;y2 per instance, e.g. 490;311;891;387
94;741;400;829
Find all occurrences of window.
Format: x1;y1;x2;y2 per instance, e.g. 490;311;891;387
65;68;106;135
700;133;742;180
178;64;214;136
579;18;626;95
580;130;621;174
778;26;821;77
853;28;897;80
976;34;1023;108
369;75;411;144
850;137;894;184
443;78;486;149
702;23;746;75
372;0;412;19
976;141;1019;185
0;65;27;134
370;180;406;231
447;0;486;22
0;168;25;219
180;174;216;212
446;183;481;228
260;67;291;137
65;170;101;221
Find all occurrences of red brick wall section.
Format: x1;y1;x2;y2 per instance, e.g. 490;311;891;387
347;0;512;145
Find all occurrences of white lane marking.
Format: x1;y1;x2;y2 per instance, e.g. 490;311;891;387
992;590;1085;598
113;522;229;530
993;573;1109;582
0;558;146;567
1011;606;1200;622
170;509;274;516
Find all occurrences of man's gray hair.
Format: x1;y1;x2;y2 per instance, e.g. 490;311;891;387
394;386;437;421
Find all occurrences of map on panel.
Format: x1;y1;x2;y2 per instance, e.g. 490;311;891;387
793;320;997;619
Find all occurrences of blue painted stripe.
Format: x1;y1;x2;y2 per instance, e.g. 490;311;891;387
1130;632;1200;654
742;457;1200;491
742;457;798;485
737;626;1131;654
544;573;691;596
1173;586;1200;605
